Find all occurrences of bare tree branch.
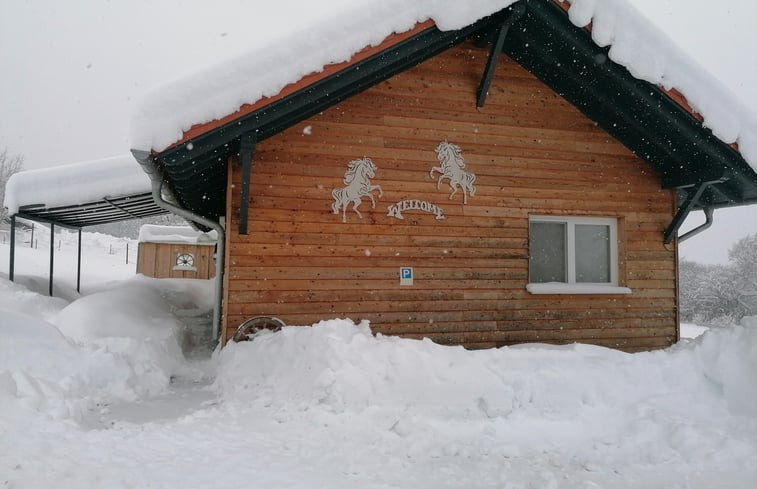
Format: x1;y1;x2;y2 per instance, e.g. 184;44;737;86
0;147;25;223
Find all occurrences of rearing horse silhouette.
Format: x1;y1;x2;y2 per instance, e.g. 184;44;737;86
331;157;383;222
430;141;476;204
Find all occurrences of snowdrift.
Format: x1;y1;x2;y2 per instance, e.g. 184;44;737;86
0;278;192;421
216;319;757;418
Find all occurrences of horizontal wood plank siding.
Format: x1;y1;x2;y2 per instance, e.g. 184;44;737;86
223;43;677;351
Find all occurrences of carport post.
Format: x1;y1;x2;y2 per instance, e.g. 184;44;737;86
77;228;82;293
9;215;16;282
49;223;54;296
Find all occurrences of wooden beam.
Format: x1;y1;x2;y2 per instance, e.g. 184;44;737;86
238;131;257;235
476;3;526;107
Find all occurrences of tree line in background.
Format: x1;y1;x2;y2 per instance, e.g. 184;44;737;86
680;233;757;326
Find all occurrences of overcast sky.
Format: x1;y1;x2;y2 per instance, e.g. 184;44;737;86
1;0;755;264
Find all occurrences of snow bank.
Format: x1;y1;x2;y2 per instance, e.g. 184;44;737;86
0;278;191;421
680;322;708;339
689;321;757;416
138;224;217;244
53;280;187;384
0;310;84;419
3;154;150;215
209;319;757;487
216;318;757;419
0;277;68;322
130;0;757;171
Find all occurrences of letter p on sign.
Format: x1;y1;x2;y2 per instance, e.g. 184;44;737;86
400;267;413;286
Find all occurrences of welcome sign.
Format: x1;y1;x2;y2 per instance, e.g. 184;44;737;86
386;200;445;220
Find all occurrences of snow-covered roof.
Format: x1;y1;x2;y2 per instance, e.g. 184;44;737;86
138;224;217;244
3;155;167;227
130;0;757;171
4;155;151;216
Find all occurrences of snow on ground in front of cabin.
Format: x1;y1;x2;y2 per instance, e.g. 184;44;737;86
681;322;710;339
2;230;757;488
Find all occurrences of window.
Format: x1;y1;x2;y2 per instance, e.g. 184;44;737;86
527;216;630;294
173;252;197;271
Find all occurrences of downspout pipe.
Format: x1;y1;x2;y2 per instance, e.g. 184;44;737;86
678;207;714;243
131;149;225;344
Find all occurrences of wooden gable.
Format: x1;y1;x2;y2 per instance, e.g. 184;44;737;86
222;42;678;351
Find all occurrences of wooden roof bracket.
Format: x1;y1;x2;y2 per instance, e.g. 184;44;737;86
238;130;257;235
664;180;720;244
476;2;527;107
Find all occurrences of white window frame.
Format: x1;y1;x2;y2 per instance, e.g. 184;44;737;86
527;215;631;295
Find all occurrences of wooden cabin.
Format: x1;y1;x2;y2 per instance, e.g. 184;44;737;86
136;225;216;280
132;1;757;351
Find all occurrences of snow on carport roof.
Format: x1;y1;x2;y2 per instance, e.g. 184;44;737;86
130;0;757;170
3;155;167;228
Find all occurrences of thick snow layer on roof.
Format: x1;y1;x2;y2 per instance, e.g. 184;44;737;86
138;224;217;244
129;0;757;172
3;155;150;215
129;0;518;153
565;0;757;168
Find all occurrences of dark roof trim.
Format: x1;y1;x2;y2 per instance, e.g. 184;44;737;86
503;0;757;209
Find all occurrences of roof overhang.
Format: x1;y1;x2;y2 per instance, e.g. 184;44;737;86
15;193;167;229
5;154;169;228
142;0;757;222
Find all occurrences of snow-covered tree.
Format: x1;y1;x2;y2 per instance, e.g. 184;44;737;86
728;233;757;282
679;234;757;324
0;147;24;224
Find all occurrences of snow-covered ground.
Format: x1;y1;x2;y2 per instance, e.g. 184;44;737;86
1;228;757;488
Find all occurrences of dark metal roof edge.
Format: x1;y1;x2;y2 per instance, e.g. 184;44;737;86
513;0;757;202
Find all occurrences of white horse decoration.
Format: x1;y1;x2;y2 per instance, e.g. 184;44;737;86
331;157;384;222
430;141;476;204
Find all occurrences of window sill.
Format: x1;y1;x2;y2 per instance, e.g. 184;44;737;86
526;283;632;295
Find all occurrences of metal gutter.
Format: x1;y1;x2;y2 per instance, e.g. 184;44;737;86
131;149;226;344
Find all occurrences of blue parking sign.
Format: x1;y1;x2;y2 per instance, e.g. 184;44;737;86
400;267;413;286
